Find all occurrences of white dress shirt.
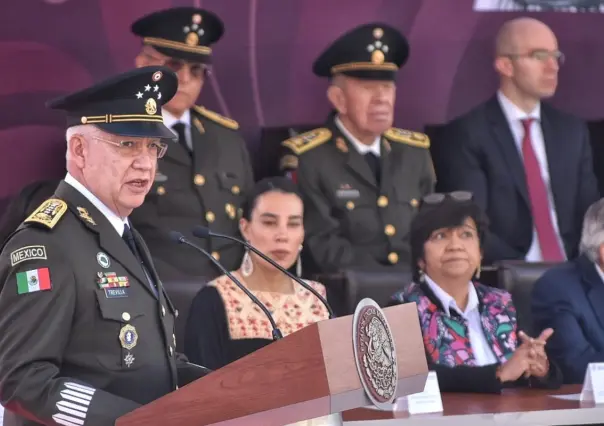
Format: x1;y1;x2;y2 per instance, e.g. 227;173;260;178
162;108;192;150
496;91;566;262
64;173;129;236
425;275;499;366
335;116;381;157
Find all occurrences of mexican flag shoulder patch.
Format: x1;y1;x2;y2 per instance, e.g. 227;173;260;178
16;268;52;294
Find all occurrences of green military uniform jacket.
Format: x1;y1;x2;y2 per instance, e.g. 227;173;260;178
0;181;206;426
130;106;254;280
281;116;435;274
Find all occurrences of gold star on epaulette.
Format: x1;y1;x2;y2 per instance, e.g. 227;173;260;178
384;128;430;149
281;128;332;155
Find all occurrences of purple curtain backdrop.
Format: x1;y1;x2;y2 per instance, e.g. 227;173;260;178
1;0;604;200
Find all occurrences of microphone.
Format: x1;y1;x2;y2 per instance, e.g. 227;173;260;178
191;226;335;319
169;231;283;340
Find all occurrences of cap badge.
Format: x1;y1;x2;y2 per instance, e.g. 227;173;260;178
186;32;199;46
183;14;205;46
367;38;389;64
371;50;385;64
152;71;162;82
373;28;384;39
145;98;157;115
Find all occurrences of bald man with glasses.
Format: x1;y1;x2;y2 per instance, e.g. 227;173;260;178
432;17;599;265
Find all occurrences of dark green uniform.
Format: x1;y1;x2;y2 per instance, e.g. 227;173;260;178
281;116;435;274
130;105;254;280
0;181;206;426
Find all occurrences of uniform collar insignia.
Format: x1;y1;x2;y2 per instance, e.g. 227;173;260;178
192;117;205;134
382;137;391;153
77;207;96;225
336;137;349;153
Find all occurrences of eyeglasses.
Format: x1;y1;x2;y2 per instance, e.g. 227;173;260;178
504;49;565;65
93;137;168;159
143;52;210;79
422;191;473;205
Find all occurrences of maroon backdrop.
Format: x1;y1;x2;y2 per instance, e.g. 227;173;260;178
1;0;604;200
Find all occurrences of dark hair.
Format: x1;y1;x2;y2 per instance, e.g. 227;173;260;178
0;179;61;246
409;195;489;282
240;177;303;221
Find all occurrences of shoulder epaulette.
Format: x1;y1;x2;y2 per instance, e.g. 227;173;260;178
193;105;239;130
384;127;430;149
24;198;67;230
281;128;332;155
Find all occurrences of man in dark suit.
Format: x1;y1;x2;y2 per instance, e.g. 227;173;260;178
0;67;208;426
129;7;254;280
280;23;435;274
532;198;604;384
432;17;599;265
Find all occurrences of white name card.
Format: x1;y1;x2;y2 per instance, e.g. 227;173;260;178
394;370;443;414
580;363;604;403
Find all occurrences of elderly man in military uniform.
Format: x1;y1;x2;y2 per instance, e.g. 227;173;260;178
0;67;208;426
280;23;435;274
129;7;254;280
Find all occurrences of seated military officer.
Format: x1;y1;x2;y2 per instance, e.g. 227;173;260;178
0;67;208;426
280;23;435;274
129;7;255;280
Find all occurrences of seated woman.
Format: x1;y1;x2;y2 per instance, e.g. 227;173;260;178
389;192;561;393
184;177;336;425
184;176;330;369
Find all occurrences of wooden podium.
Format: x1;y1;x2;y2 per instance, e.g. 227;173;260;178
116;303;428;426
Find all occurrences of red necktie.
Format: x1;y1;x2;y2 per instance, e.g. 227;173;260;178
520;118;564;261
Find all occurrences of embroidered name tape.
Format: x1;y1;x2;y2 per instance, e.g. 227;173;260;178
105;288;129;299
10;245;47;266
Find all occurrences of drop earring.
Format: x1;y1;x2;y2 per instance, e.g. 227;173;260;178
241;247;253;277
475;264;481;280
296;244;303;277
418;269;425;283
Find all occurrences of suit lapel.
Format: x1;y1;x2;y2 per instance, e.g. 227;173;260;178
191;112;221;171
379;137;393;193
54;182;151;293
579;256;604;331
163;143;191;166
132;228;163;297
329;123;378;189
486;97;530;207
540;109;567;223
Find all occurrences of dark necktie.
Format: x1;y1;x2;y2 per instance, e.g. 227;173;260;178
520;118;564;261
172;122;188;151
123;224;158;296
364;152;381;184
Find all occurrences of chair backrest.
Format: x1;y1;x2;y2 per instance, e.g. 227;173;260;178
496;261;558;337
343;270;412;315
162;279;208;353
